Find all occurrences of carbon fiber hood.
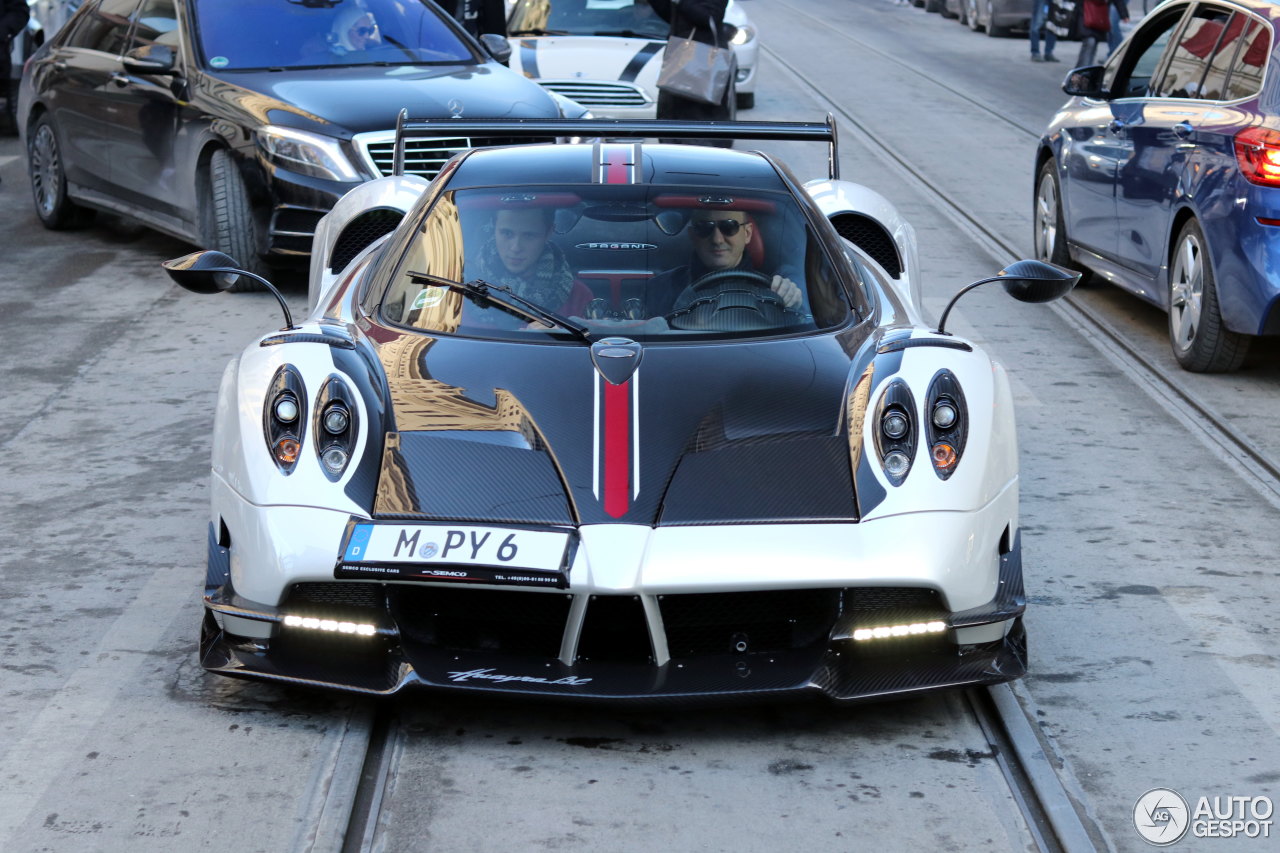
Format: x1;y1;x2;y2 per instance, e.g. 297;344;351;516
370;331;862;526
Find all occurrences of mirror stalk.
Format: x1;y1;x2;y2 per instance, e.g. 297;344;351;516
935;260;1082;335
213;268;297;331
935;276;1005;336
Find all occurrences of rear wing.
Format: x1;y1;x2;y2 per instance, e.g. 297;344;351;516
392;111;842;181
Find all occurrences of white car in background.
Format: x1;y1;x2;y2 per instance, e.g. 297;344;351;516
506;0;758;116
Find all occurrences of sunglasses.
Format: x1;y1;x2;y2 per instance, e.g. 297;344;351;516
689;218;745;238
353;23;378;37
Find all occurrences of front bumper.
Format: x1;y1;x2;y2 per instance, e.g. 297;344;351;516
199;525;1028;704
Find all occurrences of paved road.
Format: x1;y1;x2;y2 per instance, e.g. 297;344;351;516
1;1;1277;850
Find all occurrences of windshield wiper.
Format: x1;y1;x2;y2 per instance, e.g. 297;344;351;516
592;29;664;38
407;272;591;343
509;28;572;36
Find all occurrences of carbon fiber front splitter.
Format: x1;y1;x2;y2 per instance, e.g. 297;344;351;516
199;610;1026;705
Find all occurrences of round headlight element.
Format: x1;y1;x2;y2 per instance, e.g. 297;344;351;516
882;411;909;439
884;450;910;478
932;402;958;430
275;437;301;464
274;397;299;423
933;443;958;469
323;406;349;434
321;447;349;472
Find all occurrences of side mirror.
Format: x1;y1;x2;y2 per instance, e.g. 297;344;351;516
162;251;297;329
999;259;1081;304
1062;65;1106;99
479;33;512;64
122;43;177;76
935;259;1080;335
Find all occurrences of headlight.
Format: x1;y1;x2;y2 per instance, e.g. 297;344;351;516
256;125;362;182
730;25;756;46
873;380;916;486
264;366;307;475
313;377;359;481
925;372;968;480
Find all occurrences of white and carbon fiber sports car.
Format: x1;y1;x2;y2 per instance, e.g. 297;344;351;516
166;117;1077;702
506;0;759;115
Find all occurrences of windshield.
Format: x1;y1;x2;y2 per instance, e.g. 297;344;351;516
192;0;474;71
379;185;854;343
508;0;669;39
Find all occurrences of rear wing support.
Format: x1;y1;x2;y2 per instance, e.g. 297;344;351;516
392;111;841;181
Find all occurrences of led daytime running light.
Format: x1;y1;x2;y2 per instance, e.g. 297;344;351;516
852;621;946;641
283;614;377;636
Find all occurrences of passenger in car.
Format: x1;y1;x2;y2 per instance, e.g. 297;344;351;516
645;209;802;317
467;207;592;317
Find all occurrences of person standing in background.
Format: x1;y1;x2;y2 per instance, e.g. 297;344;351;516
1076;0;1128;66
649;0;733;147
1029;0;1059;62
1;0;31;140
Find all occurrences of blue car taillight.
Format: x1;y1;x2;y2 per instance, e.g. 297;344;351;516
874;380;916;486
264;366;306;474
313;376;358;481
925;370;967;479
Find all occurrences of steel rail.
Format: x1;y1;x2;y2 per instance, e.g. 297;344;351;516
761;40;1280;493
763;41;1114;853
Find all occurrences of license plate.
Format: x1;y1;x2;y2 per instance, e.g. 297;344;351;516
337;523;571;587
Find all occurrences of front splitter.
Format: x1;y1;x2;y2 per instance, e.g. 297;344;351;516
200;611;1026;705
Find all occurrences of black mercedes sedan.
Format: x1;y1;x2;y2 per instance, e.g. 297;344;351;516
17;0;581;276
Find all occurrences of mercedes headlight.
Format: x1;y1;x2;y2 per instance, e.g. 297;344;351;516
256;125;362;182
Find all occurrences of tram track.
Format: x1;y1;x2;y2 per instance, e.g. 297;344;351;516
761;21;1280;502
302;22;1278;851
762;8;1280;850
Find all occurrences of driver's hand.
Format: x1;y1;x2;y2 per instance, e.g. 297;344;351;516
771;275;802;308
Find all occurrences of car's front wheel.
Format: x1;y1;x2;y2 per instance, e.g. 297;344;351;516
28;116;95;229
1167;219;1249;372
208;148;269;292
1033;160;1076;270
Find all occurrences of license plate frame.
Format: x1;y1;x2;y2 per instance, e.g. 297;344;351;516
334;521;574;589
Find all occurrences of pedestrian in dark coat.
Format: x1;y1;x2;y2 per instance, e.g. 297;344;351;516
649;0;734;147
1;0;30;137
1;0;30;80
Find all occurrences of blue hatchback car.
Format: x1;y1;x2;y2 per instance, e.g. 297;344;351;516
1035;0;1277;371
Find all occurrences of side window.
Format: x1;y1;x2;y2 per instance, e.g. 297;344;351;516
1110;9;1186;98
1223;18;1270;100
1154;6;1234;98
1197;14;1248;100
63;0;140;55
129;0;181;50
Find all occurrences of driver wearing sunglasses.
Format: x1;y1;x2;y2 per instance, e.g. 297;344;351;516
645;210;802;317
329;8;383;55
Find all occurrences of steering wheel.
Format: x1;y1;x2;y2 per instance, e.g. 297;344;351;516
666;268;800;331
688;268;774;293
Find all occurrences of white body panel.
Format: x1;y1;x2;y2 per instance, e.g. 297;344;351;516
210;331;371;518
307;174;430;313
213;489;1010;620
805;178;925;314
